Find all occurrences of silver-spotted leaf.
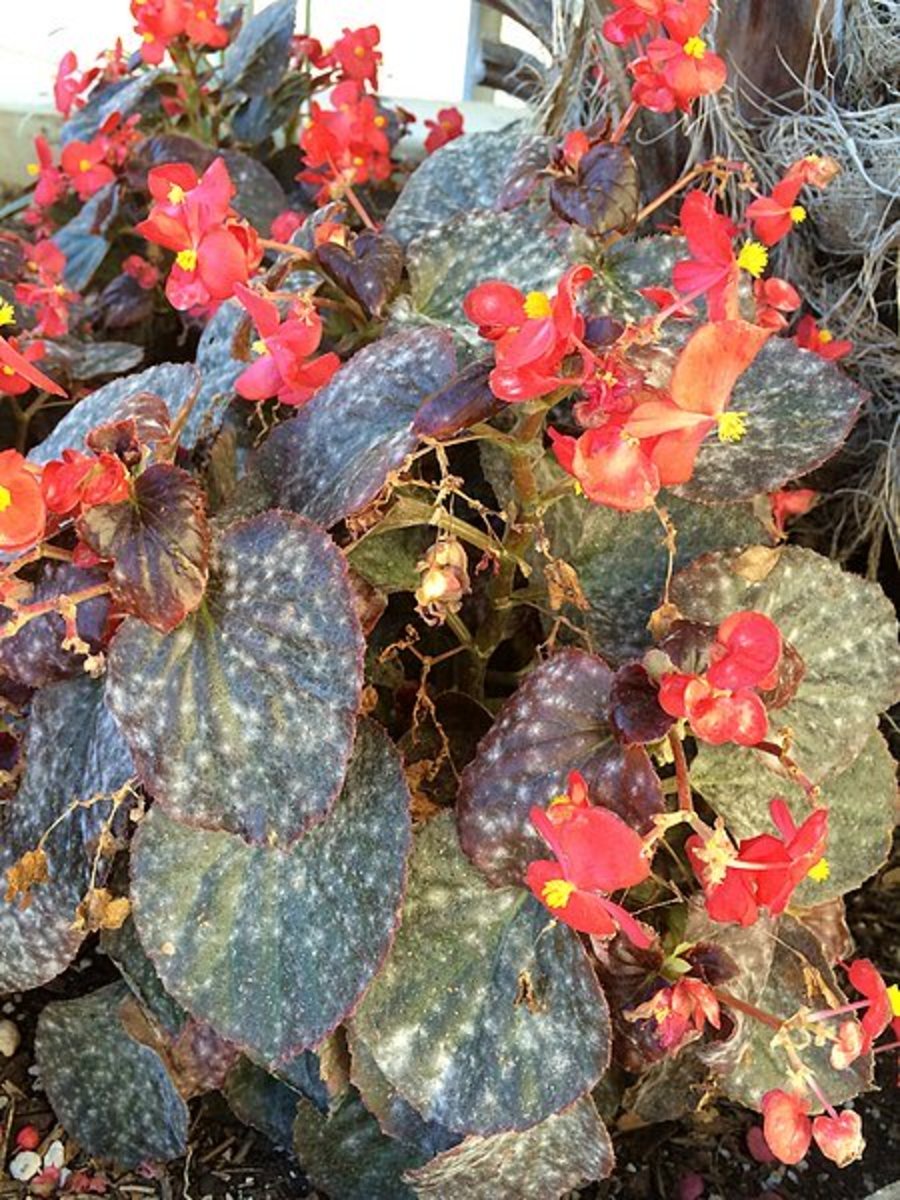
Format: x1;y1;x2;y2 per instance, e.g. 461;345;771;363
678;337;865;502
186;297;249;447
224;1058;301;1150
670;545;900;780
0;676;133;992
351;814;609;1136
458;650;663;887
254;328;457;528
130;720;410;1066
106;511;363;846
35;982;188;1167
101;918;186;1037
405;1097;614;1199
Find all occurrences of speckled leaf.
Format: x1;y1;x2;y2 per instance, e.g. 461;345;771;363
405;1097;614;1199
0;676;133;992
60;72;162;145
407;207;570;336
385;126;526;246
294;1092;425;1200
224;1058;301;1150
678;337;865;502
724;916;873;1110
351;814;609;1136
186;298;248;446
36;982;188;1167
221;0;296;97
29;362;196;466
0;561;109;688
65;339;145;380
458;650;663;887
79;464;209;633
670;545;900;780
130;720;410;1065
102;918;186;1037
255;328;457;528
106;512;363;846
52;184;119;290
581;235;683;323
692;729;897;906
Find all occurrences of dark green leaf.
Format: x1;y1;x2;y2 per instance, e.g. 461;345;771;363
107;512;363;846
224;1058;300;1150
221;149;288;234
64;339;145;380
316;232;404;319
221;0;297;97
102;917;187;1038
550;143;639;236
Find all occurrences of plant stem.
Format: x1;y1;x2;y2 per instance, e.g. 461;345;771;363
668;731;693;811
0;584;109;640
714;988;783;1031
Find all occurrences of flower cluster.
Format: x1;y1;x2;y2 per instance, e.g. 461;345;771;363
131;0;229;65
626;975;721;1051
762;1090;864;1169
299;80;392;202
135;158;262;312
42;448;130;520
233;284;340;408
15;241;76;338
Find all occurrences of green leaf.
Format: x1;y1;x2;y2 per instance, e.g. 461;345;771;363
224;1058;300;1150
255;328;457;528
678;337;865;502
79;464;209;633
106;512;363;847
722;916;873;1110
385;126;527;246
0;676;133;992
579;234;683;322
670;545;900;780
130;720;411;1066
405;1097;614;1199
458;650;663;887
294;1092;425;1200
36;982;188;1167
101;918;187;1038
347;525;431;594
351;814;609;1136
692;729;897;905
221;0;296;97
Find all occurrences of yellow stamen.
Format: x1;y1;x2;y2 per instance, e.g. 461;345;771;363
251;338;268;355
175;248;198;271
717;411;748;443
818;329;834;344
736;240;768;278
167;183;186;204
789;204;807;224
352;155;365;166
683;35;707;59
541;878;575;910
0;302;15;328
0;484;11;512
26;162;39;177
523;291;552;319
887;983;900;1018
353;44;366;57
548;793;570;808
0;366;13;377
78;158;92;173
374;115;387;127
142;31;155;43
807;857;830;883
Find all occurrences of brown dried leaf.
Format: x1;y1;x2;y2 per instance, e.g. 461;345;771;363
731;545;782;582
545;558;589;612
74;887;132;932
5;848;49;907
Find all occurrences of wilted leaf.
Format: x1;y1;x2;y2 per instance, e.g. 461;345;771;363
550;143;639;236
221;0;297;97
36;982;188;1167
316;231;404;318
255;327;457;528
458;650;663;887
351;814;609;1136
131;720;410;1065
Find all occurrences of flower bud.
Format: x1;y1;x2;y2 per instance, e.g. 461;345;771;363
415;537;470;623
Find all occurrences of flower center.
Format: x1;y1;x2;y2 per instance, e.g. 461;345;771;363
736;240;769;278
790;204;807;224
354;44;366;58
167;184;186;204
0;366;13;377
887;984;900;1017
251;338;268;355
541;878;575;909
523;291;552;319
807;857;830;882
693;823;737;886
26;162;39;177
374;115;387;127
0;485;11;512
683;35;707;59
78;158;92;173
0;301;15;328
818;329;834;344
175;248;198;271
717;411;748;443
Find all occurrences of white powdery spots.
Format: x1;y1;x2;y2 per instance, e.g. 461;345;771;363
106;512;364;848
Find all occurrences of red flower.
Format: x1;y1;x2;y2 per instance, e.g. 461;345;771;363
329;25;382;87
122;255;160;290
629;0;726;113
42;448;130;517
133;0;229;64
753;277;801;330
0;449;46;553
135;158;262;311
550;422;660;511
464;265;593;402
846;959;892;1052
812;1111;865;1168
626;976;720;1050
769;487;817;537
786;154;840;189
747;176;807;246
525;770;653;947
54;51;97;118
0;335;65;397
794;314;852;361
60;138;115;202
705;610;782;692
299;81;392;201
16;240;76;338
424;107;465;154
602;0;666;45
660;672;769;746
672;190;771;320
270;210;305;242
233;284;340;408
0;337;50;396
15;1126;40;1152
27;136;66;208
761;1090;812;1165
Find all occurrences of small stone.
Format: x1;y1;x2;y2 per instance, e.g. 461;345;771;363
0;1018;20;1057
9;1150;42;1181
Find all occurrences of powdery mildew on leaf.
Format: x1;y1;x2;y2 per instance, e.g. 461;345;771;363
254;328;457;529
351;813;610;1136
35;982;188;1167
130;720;411;1066
671;545;900;780
106;511;363;846
679;336;866;502
458;650;663;887
0;676;134;992
404;1096;614;1199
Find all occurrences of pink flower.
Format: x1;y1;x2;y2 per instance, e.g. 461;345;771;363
233;284;340;407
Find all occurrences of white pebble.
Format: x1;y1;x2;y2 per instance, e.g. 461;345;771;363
0;1019;20;1057
44;1140;66;1170
9;1151;42;1181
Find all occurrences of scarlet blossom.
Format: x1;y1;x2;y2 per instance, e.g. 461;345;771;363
0;334;65;397
761;1090;812;1165
16;240;76;339
628;0;727;113
753;277;801;330
0;449;46;553
672;190;770;320
794;314;852;361
812;1110;865;1168
270;210;305;243
233;284;340;408
42;449;130;517
550;422;660;511
60;138;115;202
464;265;594;402
705;610;782;692
687;798;829;926
424;107;465;154
639;285;698;319
26;136;66;209
770;487;817;537
0;337;50;396
602;0;666;45
54;51;97;118
122;255;159;290
845;959;893;1053
525;769;653;947
299;81;392;201
15;1126;40;1151
329;25;382;87
135;158;262;311
746;176;808;246
133;0;229;65
626;976;720;1050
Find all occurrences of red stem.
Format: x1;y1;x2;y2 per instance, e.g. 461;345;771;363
668;731;693;812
